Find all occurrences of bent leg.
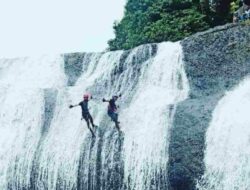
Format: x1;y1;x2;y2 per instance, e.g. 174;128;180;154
87;113;95;127
83;115;90;128
83;114;95;137
108;112;120;131
114;113;120;130
114;113;119;123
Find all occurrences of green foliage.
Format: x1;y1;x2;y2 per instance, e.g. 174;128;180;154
230;0;241;13
108;0;239;50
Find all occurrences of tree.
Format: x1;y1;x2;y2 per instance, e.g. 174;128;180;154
108;0;236;51
210;0;232;25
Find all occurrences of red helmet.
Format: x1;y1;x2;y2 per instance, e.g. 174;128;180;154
83;94;89;100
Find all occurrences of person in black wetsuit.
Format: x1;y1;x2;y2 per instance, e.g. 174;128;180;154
69;94;96;137
102;95;121;130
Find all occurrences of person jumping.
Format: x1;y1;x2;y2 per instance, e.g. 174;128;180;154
69;94;97;137
102;94;121;131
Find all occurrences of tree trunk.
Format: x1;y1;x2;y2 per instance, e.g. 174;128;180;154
200;0;210;14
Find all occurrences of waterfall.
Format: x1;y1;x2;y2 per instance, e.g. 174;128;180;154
0;55;66;189
197;77;250;190
0;42;189;190
122;43;189;190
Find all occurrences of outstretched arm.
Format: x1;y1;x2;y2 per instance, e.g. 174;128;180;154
102;98;109;102
69;104;79;109
102;94;121;102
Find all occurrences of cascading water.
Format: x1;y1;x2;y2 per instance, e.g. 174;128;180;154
197;77;250;190
122;43;189;190
0;55;66;190
0;42;189;190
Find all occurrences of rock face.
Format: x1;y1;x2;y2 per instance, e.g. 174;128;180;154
168;24;250;190
1;23;249;190
64;53;101;86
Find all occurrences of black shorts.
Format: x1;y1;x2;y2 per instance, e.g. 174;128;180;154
82;112;91;120
108;111;118;122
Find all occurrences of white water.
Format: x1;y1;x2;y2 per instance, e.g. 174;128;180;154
0;55;65;189
197;77;250;190
0;42;189;190
34;52;123;189
123;42;189;190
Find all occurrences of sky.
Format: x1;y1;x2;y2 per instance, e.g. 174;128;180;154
0;0;126;58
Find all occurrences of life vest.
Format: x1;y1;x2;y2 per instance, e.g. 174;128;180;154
108;105;117;112
108;99;117;113
79;101;89;114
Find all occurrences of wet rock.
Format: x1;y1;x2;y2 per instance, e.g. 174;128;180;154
168;24;250;190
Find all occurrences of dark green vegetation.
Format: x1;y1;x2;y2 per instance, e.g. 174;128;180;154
108;0;241;50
